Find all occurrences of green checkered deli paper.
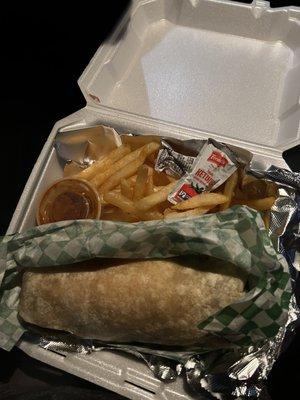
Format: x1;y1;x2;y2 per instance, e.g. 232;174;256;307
0;205;292;355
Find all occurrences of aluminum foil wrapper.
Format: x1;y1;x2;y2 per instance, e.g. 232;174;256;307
251;166;300;274
33;332;183;383
251;166;300;191
38;126;299;399
54;125;122;167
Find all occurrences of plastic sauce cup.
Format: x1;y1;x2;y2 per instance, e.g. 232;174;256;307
37;178;101;225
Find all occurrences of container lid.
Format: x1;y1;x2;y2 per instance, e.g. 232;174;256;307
78;0;300;157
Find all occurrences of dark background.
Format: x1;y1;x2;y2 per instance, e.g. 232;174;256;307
1;1;300;399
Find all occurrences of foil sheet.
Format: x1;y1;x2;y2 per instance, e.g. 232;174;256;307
251;166;300;191
36;127;300;399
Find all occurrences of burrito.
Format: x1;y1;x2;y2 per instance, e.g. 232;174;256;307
19;256;246;346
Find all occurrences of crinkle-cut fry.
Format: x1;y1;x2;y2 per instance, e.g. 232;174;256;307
219;171;238;211
136;181;178;211
120;179;133;200
232;196;276;211
77;145;130;181
172;193;229;211
262;211;270;231
121;135;161;150
164;207;210;220
100;154;146;193
91;142;160;187
134;165;149;200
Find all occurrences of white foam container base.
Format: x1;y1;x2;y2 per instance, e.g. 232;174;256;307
8;109;204;400
7;1;300;399
18;340;193;400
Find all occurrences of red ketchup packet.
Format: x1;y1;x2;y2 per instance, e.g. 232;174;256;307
168;139;239;204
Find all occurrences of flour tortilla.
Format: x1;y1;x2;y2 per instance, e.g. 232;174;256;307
19;256;246;346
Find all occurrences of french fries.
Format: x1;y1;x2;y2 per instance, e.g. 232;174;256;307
103;192;163;221
139;210;163;221
172;193;228;211
103;192;137;214
153;170;172;186
241;174;257;188
266;182;279;197
121;135;161;150
120;179;133;200
145;171;154;196
166;175;177;183
164;207;210;220
60;134;279;225
136;182;178;211
77;145;131;181
101;206;139;223
146;152;158;167
219;170;238;211
127;175;137;186
134;165;150;200
242;180;269;200
232;196;276;211
91;142;160;187
237;166;245;188
100;154;146;193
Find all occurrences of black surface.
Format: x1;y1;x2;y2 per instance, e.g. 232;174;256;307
1;1;300;400
1;2;130;234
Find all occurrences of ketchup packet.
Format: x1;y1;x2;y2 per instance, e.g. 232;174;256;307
168;139;239;204
155;140;196;177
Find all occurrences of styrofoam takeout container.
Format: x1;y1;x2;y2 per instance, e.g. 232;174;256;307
7;0;300;399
